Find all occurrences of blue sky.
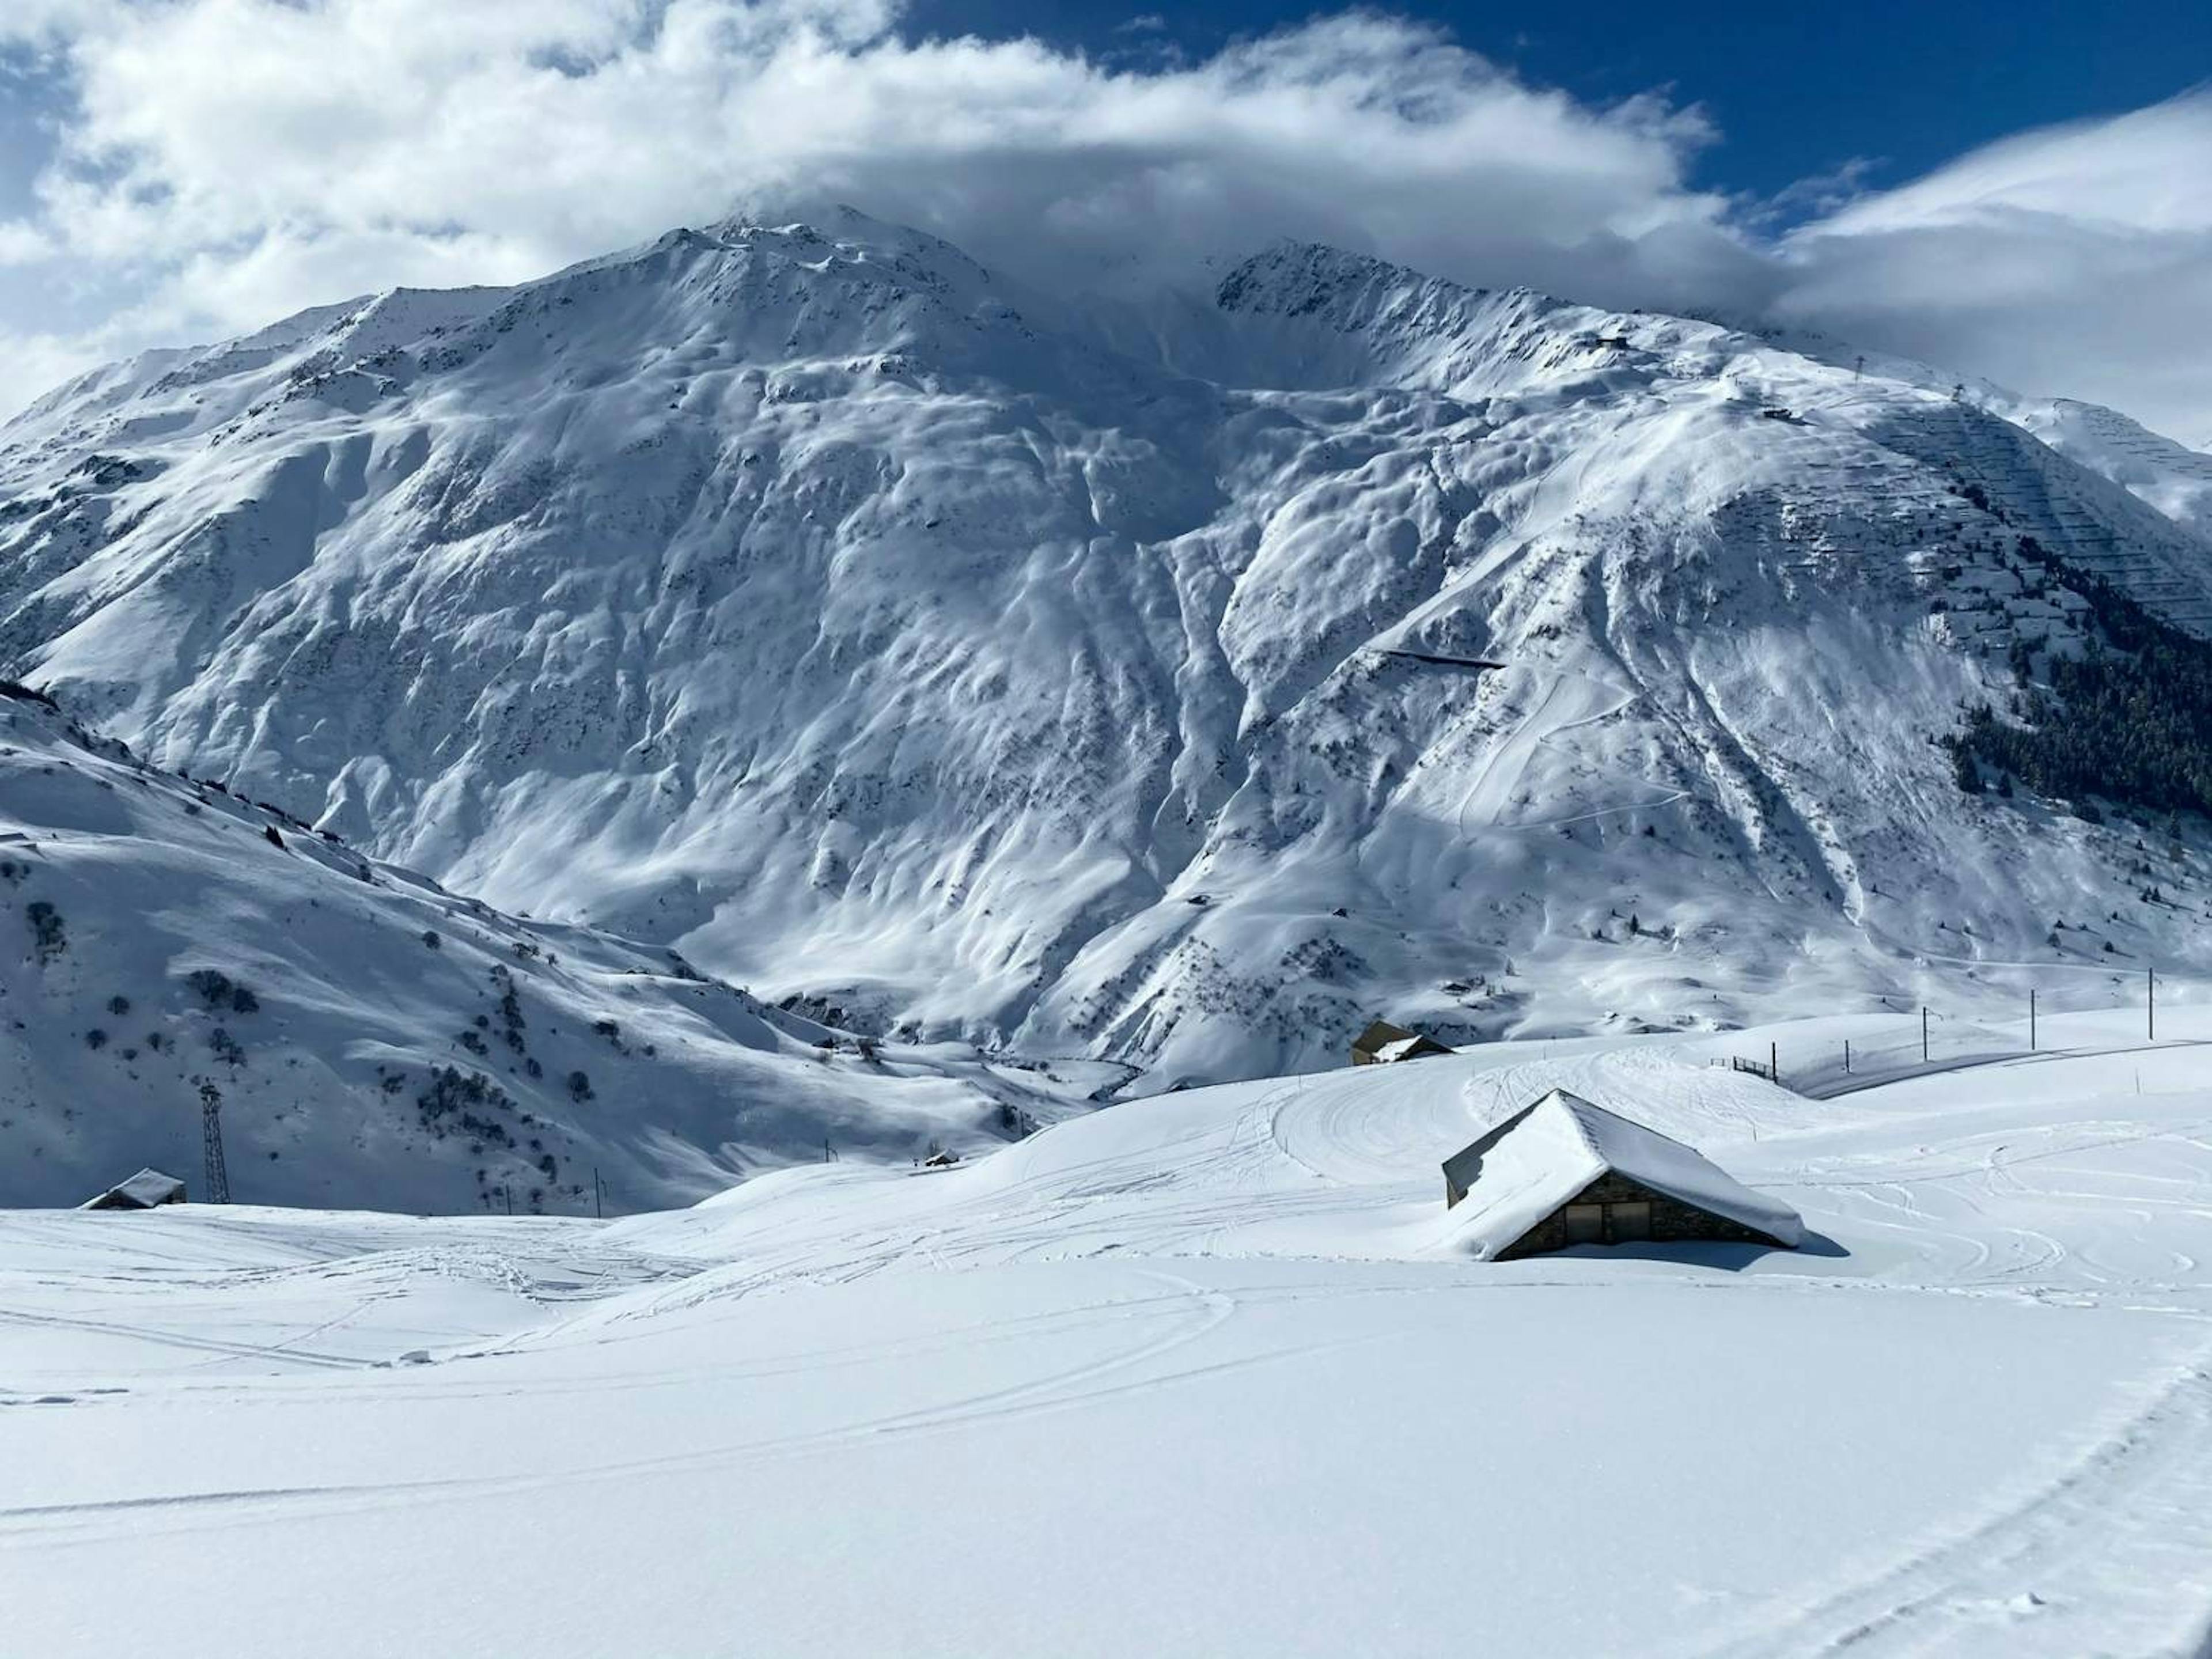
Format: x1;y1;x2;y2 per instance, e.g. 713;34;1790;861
1;2;2209;437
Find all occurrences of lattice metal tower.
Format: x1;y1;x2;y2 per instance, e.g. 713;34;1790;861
199;1082;231;1205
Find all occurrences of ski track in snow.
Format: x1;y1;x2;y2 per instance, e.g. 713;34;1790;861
6;1008;2212;1656
1698;1349;2212;1659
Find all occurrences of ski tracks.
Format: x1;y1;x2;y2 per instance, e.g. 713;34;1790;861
1696;1342;2212;1659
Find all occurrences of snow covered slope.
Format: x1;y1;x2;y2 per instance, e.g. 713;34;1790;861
2010;397;2212;547
6;1013;2212;1657
6;210;2212;1086
0;683;1062;1211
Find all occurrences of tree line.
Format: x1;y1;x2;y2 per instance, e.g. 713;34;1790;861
1948;537;2212;823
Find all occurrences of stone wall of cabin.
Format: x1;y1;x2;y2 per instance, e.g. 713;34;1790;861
1495;1171;1779;1259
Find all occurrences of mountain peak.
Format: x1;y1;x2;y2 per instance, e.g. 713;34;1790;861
1217;239;1448;321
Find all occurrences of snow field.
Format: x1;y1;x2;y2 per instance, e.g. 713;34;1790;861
6;1014;2212;1656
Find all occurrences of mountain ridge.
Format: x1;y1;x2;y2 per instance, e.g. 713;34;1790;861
5;209;2211;1090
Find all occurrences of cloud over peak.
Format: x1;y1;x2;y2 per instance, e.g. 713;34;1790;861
0;3;2206;444
1777;89;2212;441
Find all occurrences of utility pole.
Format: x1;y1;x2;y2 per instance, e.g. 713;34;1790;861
199;1082;230;1205
1770;1041;1778;1086
2149;966;2155;1041
1844;1039;1851;1075
1921;1005;1929;1064
593;1166;604;1220
2029;988;2036;1052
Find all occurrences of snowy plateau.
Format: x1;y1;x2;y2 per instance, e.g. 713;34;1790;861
6;1025;2212;1656
6;210;2212;1656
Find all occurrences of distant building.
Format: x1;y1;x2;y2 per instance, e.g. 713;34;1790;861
81;1168;188;1210
1350;1019;1454;1067
1440;1090;1801;1259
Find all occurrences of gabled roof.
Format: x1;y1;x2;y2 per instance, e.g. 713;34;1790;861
1353;1020;1453;1062
82;1168;187;1209
1441;1090;1801;1257
1352;1018;1415;1057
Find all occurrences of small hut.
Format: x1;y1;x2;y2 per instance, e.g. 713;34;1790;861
81;1168;188;1210
1440;1090;1800;1259
1350;1018;1454;1067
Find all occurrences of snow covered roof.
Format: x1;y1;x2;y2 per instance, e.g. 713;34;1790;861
1353;1020;1452;1063
1441;1091;1801;1259
1374;1035;1434;1063
1352;1019;1415;1056
82;1168;187;1209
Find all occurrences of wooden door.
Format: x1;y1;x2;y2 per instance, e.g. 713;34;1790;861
1609;1200;1652;1242
1563;1204;1604;1245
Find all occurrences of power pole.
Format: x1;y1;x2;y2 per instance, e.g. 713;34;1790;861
593;1166;604;1220
2029;988;2036;1052
199;1082;230;1205
2148;966;2155;1041
1770;1041;1778;1086
1844;1039;1851;1075
1921;1005;1929;1063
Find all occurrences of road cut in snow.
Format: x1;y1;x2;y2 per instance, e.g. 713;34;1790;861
5;1012;2212;1657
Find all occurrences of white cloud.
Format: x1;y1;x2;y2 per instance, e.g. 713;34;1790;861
0;2;2207;446
0;0;1738;407
0;222;54;264
0;324;105;411
1777;91;2212;441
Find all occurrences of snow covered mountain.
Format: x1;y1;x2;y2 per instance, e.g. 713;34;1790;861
2010;398;2212;547
0;682;1063;1210
5;208;2212;1089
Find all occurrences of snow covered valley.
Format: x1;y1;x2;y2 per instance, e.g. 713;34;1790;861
9;206;2212;1656
6;1015;2212;1657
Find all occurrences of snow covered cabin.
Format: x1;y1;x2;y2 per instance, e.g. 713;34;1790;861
81;1168;187;1210
1350;1019;1455;1066
1440;1091;1801;1259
